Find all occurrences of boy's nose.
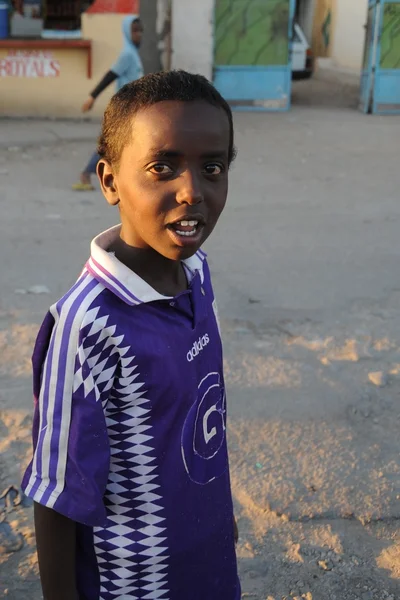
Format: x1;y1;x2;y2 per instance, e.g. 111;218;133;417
176;172;203;205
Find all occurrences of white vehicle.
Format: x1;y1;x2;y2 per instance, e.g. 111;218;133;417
292;23;314;80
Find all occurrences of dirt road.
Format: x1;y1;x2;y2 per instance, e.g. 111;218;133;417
1;96;400;599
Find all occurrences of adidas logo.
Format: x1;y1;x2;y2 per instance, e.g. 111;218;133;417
186;334;210;362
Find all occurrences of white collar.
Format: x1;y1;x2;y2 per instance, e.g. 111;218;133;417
86;225;206;306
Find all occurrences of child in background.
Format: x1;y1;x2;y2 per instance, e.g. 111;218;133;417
23;70;240;600
72;14;144;191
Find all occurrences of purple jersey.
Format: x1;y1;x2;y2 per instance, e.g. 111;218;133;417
22;225;240;600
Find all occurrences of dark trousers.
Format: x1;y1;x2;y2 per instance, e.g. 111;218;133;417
84;152;100;175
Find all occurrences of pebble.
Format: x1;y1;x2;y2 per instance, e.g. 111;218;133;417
318;559;333;571
368;371;388;387
280;513;290;522
247;570;259;580
27;285;50;295
15;285;50;295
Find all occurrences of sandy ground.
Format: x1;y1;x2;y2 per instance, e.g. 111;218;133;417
1;78;400;600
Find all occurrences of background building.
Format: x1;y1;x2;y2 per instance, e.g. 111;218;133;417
1;1;397;116
0;0;164;118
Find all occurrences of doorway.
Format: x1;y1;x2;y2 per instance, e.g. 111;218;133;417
360;0;400;114
213;0;296;111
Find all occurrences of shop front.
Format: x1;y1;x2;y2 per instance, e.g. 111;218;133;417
0;0;140;117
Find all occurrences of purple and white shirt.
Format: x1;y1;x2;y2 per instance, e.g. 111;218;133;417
22;225;240;600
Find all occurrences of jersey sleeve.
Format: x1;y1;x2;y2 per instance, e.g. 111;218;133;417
90;69;118;99
22;298;118;527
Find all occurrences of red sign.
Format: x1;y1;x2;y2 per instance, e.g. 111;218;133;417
86;0;139;13
0;50;61;78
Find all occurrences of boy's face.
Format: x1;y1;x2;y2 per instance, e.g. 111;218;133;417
131;20;143;46
99;101;230;261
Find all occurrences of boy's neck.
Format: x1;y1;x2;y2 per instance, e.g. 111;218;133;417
109;236;187;297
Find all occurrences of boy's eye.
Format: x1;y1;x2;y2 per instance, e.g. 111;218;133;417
149;163;173;175
204;163;224;175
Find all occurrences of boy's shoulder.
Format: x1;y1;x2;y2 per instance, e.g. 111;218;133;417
52;268;109;324
35;269;112;358
32;268;115;394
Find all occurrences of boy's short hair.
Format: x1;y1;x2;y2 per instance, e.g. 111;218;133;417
98;70;235;168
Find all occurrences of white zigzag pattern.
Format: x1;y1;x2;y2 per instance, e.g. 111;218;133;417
80;309;169;600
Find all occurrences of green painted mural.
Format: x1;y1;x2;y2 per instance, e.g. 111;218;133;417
214;0;290;66
380;3;400;69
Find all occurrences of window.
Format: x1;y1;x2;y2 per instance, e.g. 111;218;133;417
9;1;92;38
44;1;82;33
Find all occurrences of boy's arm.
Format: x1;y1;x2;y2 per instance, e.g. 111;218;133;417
34;503;78;600
23;310;116;597
82;70;118;112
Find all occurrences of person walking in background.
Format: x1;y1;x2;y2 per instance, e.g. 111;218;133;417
72;14;144;191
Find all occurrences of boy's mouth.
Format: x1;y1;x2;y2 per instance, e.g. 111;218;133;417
166;216;206;247
169;220;200;237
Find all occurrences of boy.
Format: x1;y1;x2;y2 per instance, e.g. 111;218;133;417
72;15;144;191
22;70;240;600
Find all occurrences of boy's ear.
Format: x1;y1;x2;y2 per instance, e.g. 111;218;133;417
97;159;120;206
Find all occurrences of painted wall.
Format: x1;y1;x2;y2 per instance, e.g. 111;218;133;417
331;0;367;71
171;0;214;79
0;13;133;117
312;0;334;58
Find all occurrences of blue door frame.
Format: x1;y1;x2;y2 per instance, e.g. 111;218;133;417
359;0;379;113
373;0;400;114
213;0;296;112
360;0;400;114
